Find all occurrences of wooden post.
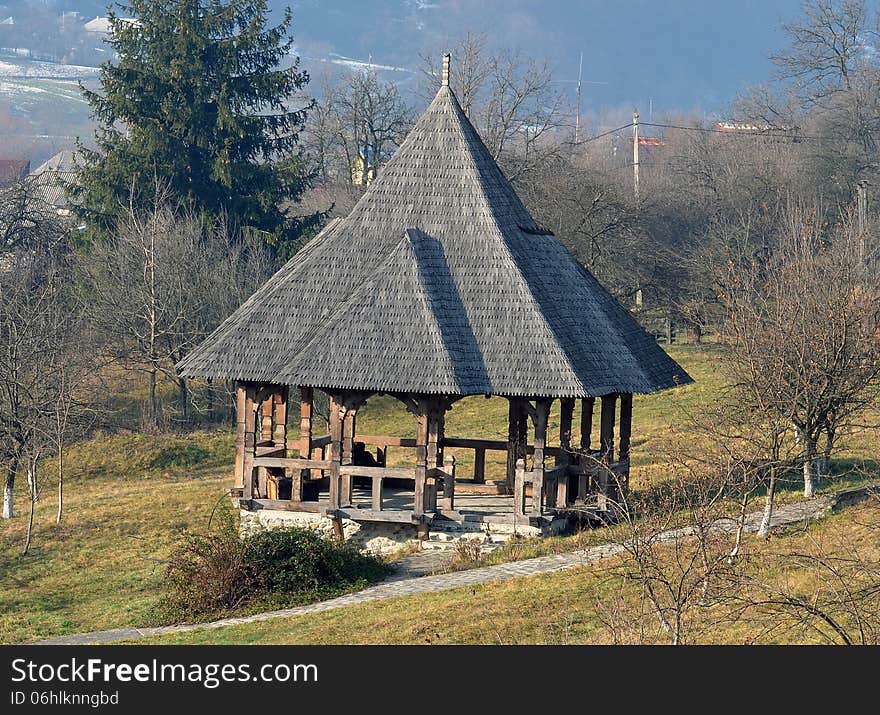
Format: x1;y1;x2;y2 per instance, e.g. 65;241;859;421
424;399;446;513
340;404;357;507
261;396;273;442
327;394;343;510
473;447;486;484
296;387;313;501
600;393;617;462
598;393;617;510
233;383;247;488
618;393;633;463
272;388;288;449
414;404;429;517
556;398;575;507
617;392;633;497
531;399;551;516
242;384;258;500
439;454;456;511
578;397;596;501
514;458;527;517
506;398;518;489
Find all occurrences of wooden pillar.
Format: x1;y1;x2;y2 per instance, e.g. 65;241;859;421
340;404;357;507
425;399;444;513
473;447;486;484
260;397;273;442
233;383;247;488
439;454;456;511
272;387;288;449
506;398;519;489
580;397;595;454
242;384;258;500
617;392;633;497
618;393;633;463
327;394;343;510
514;458;527;517
578;397;595;501
598;393;618;510
295;387;313;501
556;398;575;507
531;398;551;516
414;403;429;519
600;393;617;462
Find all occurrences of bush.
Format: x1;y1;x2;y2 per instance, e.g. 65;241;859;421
154;509;391;624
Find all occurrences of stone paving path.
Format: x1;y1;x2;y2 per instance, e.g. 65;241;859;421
34;491;850;645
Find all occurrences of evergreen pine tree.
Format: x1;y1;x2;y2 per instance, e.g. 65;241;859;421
75;0;316;254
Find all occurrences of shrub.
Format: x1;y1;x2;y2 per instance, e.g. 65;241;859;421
154;509;391;624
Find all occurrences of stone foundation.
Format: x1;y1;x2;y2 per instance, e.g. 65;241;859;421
239;508;420;556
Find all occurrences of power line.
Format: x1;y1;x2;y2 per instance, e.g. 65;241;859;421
641;121;825;142
569;122;633;146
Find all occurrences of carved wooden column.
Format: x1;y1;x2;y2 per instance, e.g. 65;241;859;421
578;397;595;501
598;393;618;508
617;392;633;496
555;397;575;508
327;393;343;510
414;404;430;519
241;383;258;500
531;398;551;517
295;386;313;502
340;404;358;507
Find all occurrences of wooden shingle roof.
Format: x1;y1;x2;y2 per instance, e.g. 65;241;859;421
178;80;692;397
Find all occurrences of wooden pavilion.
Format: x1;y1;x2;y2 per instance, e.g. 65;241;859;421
178;55;692;539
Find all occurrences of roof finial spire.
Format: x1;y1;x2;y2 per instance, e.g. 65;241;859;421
441;52;451;87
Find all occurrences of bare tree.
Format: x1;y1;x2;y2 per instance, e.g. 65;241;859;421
0;207;75;520
718;201;880;498
81;191;272;428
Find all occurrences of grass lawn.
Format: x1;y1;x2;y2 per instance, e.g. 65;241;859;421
2;345;878;644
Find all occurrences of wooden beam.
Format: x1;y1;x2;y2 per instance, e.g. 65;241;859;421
371;476;383;511
600;394;617;462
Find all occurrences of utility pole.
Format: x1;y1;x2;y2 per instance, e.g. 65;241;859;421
575;52;583;143
632;110;640;202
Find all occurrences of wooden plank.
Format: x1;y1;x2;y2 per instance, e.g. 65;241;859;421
333;508;418;524
340;465;414;479
249;499;323;513
556;398;575;507
253;457;332;470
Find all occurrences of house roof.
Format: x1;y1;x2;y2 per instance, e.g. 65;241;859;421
0;158;30;187
178;75;692;398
